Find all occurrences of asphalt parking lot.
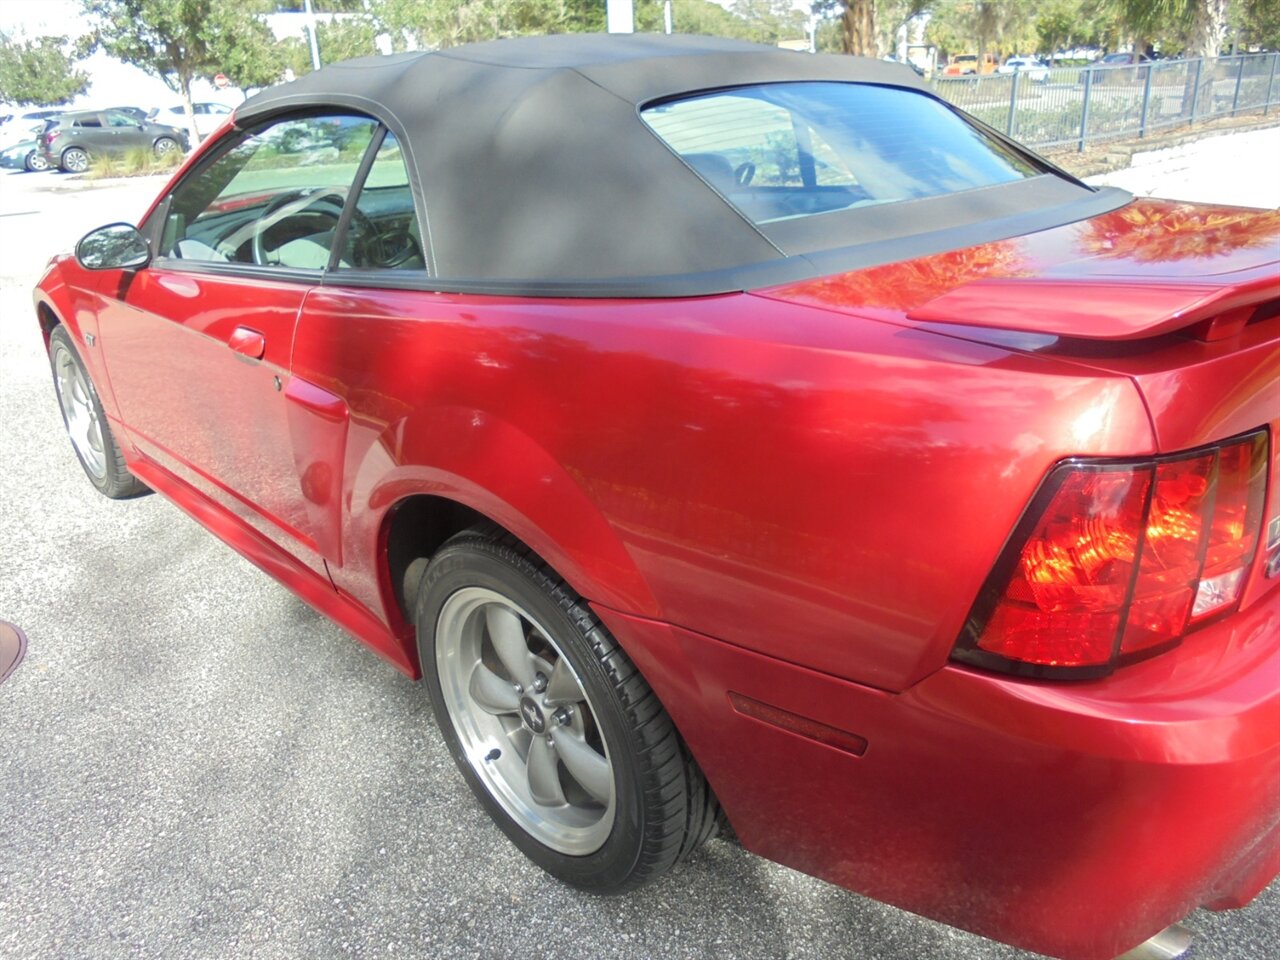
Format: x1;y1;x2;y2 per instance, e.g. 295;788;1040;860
2;134;1279;960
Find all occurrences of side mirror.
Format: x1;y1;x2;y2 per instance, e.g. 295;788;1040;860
75;222;151;271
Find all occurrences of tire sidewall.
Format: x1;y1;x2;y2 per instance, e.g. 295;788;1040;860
48;326;128;497
415;541;647;890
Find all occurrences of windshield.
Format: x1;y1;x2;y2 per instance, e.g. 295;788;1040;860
642;82;1043;226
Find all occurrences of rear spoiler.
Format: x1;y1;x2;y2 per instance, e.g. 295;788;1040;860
906;271;1280;342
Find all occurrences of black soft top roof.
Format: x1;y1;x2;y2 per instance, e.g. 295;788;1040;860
236;34;1126;297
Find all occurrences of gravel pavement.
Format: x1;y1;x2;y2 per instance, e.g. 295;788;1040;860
2;141;1278;960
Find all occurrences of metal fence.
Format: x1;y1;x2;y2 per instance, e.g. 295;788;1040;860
931;52;1280;150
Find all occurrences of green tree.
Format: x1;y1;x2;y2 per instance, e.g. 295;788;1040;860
926;1;1035;60
813;1;934;57
727;0;809;44
878;0;930;56
1234;0;1280;49
274;0;369;9
279;16;380;75
1112;0;1230;57
812;0;877;56
635;0;780;41
373;0;603;50
1036;1;1080;56
0;33;90;106
82;0;281;142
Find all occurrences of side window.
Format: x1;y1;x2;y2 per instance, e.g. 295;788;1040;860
159;114;378;269
75;115;103;128
106;111;135;128
338;131;425;271
643;83;1040;225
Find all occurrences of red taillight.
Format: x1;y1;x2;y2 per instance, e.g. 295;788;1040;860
44;130;60;146
1120;453;1213;655
955;430;1270;679
974;468;1150;669
1194;433;1268;622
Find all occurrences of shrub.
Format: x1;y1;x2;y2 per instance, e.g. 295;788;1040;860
84;145;184;180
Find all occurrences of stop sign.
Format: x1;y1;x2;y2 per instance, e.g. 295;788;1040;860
214;73;230;89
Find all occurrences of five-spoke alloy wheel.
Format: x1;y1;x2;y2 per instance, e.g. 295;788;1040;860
52;334;107;482
415;532;719;891
48;326;149;499
435;587;616;855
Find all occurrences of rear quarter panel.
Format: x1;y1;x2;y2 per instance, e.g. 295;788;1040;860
296;286;1155;690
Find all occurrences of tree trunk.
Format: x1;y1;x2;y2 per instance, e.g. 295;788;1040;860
841;0;877;57
1189;0;1228;58
179;77;200;148
977;1;998;72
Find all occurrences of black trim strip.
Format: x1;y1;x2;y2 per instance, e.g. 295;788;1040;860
311;186;1130;299
763;175;1089;256
148;257;321;286
138;100;1128;299
327;125;389;273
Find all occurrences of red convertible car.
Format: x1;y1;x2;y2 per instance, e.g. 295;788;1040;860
32;34;1279;960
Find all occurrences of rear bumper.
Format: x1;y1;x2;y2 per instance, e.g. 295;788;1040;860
595;589;1280;960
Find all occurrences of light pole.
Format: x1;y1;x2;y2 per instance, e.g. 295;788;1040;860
304;0;322;71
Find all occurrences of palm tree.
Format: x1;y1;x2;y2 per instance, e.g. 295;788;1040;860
1114;0;1229;57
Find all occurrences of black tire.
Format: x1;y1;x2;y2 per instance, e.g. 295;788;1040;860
415;531;718;893
48;326;149;499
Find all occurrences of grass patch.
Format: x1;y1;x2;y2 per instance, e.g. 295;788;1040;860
85;146;184;180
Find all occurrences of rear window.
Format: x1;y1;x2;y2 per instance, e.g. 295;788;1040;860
642;82;1042;225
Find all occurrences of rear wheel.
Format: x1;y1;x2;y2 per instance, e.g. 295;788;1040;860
60;147;89;173
153;137;178;158
415;532;718;892
24;150;48;172
48;326;148;499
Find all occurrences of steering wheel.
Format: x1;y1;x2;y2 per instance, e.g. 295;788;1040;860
733;161;756;186
250;189;372;267
362;227;424;269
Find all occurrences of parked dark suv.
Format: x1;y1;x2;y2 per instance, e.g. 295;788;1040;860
39;109;189;172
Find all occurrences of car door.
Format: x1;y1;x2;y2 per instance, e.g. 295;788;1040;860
72;112;109;153
96;112;382;570
289;129;430;601
105;109;147;151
